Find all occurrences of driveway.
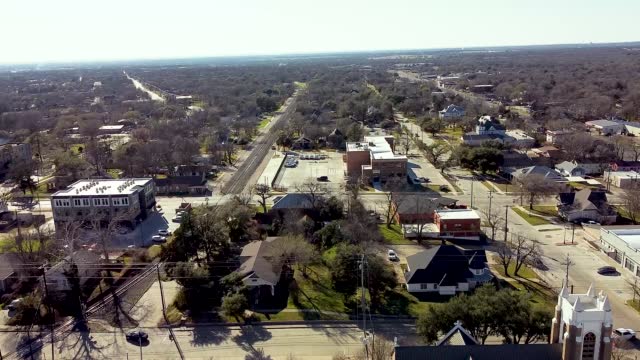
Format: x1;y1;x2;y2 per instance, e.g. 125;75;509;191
375;242;427;284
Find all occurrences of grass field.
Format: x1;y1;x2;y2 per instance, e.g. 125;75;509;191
258;117;272;129
627;299;640;314
481;180;510;193
294;81;308;90
492;257;555;309
531;205;558;217
512;207;550;226
378;224;414;245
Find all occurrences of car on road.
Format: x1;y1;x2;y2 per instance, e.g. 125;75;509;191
596;266;617;275
388;250;398;261
126;330;149;343
172;214;183;222
614;328;636;340
151;235;167;243
157;230;171;236
317;176;329;182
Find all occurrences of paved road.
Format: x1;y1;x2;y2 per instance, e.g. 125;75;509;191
445;168;640;329
221;93;299;194
5;322;417;360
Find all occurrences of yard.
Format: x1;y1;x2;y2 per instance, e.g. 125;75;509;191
258;116;272;129
491;256;555;309
378;224;414;245
481;180;511;193
531;205;558;217
511;207;550;226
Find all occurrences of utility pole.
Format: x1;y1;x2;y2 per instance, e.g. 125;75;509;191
571;223;575;244
503;205;509;242
41;265;55;360
487;190;494;219
470;176;474;208
561;254;574;290
157;264;166;318
359;254;370;359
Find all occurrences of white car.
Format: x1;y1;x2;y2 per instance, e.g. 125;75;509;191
157;230;171;236
614;328;636;340
387;250;398;261
151;235;167;243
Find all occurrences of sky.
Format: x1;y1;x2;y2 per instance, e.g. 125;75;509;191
2;0;640;64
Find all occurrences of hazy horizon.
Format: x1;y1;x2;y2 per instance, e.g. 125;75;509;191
3;0;640;65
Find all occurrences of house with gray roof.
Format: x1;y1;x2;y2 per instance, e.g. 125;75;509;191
237;237;286;296
557;188;617;224
438;105;466;120
555;161;605;177
502;165;565;182
585;119;624;135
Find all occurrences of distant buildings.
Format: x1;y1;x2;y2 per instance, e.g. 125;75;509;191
51;178;156;227
585;119;624;136
438;105;465;120
345;136;407;182
462;116;534;148
605;170;640;188
0;143;32;178
546;129;573;145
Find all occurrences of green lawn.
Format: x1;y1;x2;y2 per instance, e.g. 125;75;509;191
512;207;550;226
69;143;84;155
492;257;555;309
106;168;122;179
531;205;558;217
481;180;510;193
366;83;380;95
258;117;272;129
294;81;308;90
378;224;414;245
286;264;349;319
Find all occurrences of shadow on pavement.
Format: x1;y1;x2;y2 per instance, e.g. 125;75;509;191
191;324;232;346
232;325;273;352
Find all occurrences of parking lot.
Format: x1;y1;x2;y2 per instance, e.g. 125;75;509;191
276;151;346;192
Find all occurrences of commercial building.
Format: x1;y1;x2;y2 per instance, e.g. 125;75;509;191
599;227;640;277
345;136;407;182
51;178;156;227
434;209;481;239
605;171;640;188
585;119;624;135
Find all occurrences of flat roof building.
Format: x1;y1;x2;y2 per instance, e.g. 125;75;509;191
599;227;640;277
51;178;156;227
345;136;407;182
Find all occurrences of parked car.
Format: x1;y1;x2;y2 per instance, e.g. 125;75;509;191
597;266;617;275
152;235;167;243
387;250;398;261
614;328;636;340
126;330;149;343
157;230;171;236
317;176;329;182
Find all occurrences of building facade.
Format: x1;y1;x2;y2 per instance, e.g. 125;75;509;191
51;178;156;227
599;227;640;277
550;283;613;360
434;209;481;239
0;143;32;178
345;136;407;182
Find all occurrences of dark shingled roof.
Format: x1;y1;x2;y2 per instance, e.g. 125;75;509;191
154;175;206;187
558;188;609;211
271;193;314;210
0;253;21;280
436;321;478;346
394;343;563;360
405;245;487;285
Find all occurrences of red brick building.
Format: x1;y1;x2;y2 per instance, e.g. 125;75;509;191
434;209;481;239
392;195;458;224
345;136;407;182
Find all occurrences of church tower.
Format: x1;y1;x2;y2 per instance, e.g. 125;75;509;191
550;283;613;360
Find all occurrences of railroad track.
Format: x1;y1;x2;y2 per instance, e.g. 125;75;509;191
221;94;299;194
7;263;159;359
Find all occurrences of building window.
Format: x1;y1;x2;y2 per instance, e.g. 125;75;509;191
73;199;82;207
94;198;110;206
582;332;596;360
420;284;429;290
82;199;90;206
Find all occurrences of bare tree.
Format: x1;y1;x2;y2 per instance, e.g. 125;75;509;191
295;180;327;211
622;184;640;223
513;174;561;210
481;208;503;241
421;140;451;173
495;242;514;276
254;183;271;213
268;235;316;275
510;234;541;276
377;177;407;228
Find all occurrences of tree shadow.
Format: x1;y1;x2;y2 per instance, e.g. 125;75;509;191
55;322;115;360
191;325;232;346
245;347;273;360
232;325;273;353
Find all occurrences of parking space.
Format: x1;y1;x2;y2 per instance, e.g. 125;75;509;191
277;151;346;192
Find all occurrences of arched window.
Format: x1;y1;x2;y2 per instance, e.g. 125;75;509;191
582;332;596;360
